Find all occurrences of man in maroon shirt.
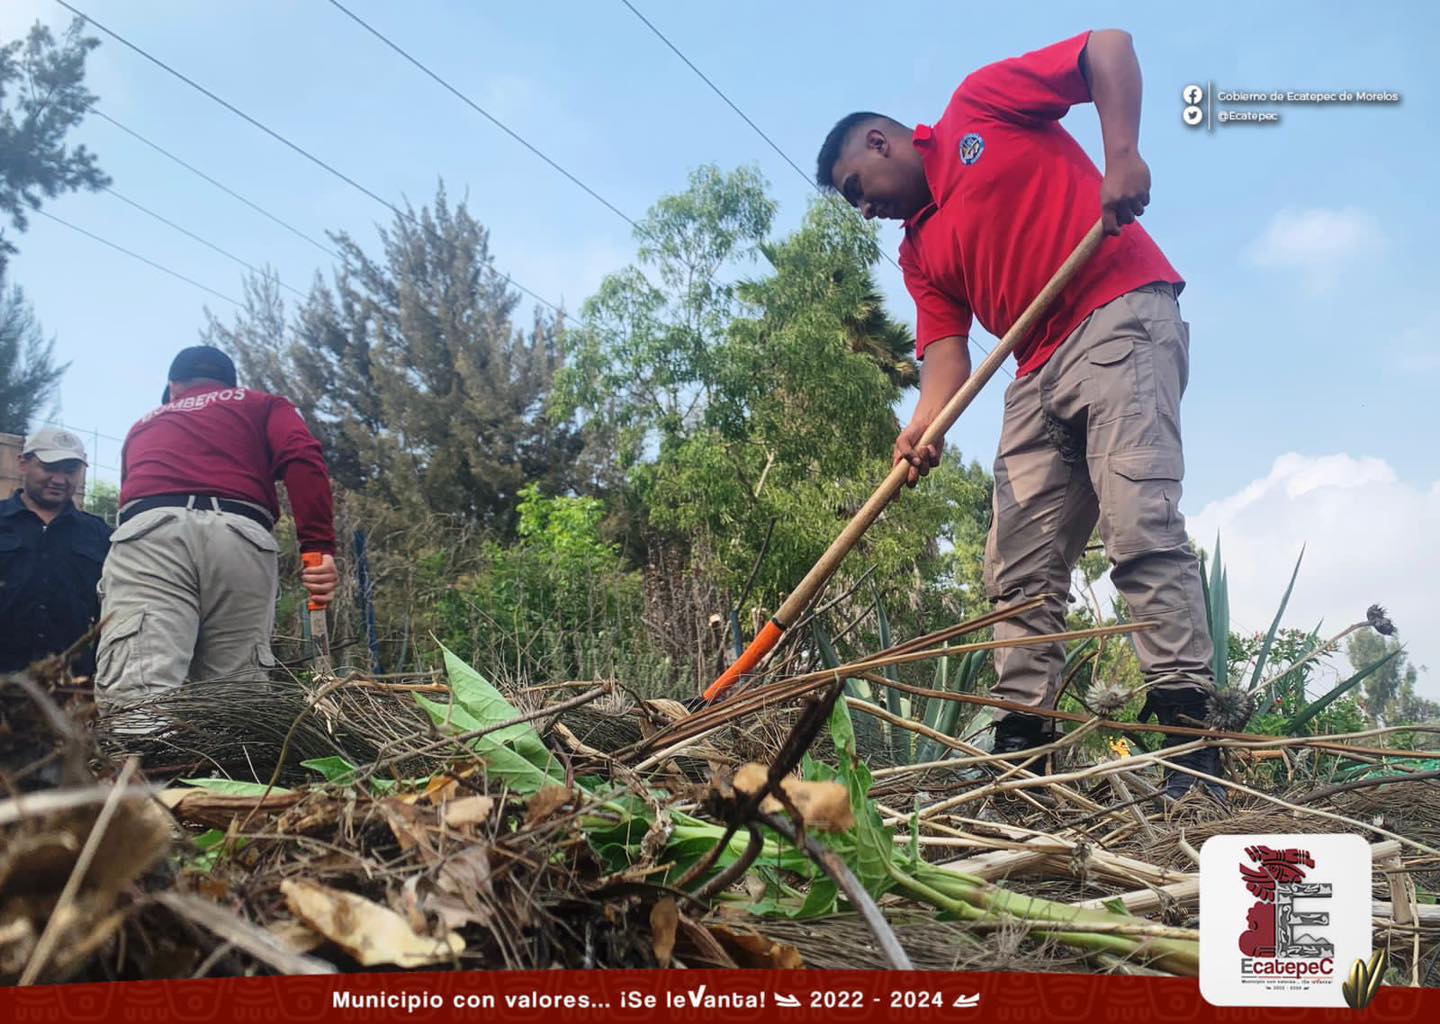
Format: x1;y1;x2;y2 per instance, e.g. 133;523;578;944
817;30;1222;799
95;346;339;715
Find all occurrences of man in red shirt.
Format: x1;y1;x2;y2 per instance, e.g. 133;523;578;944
95;346;339;716
817;30;1221;799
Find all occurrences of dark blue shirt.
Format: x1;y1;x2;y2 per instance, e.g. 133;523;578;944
0;489;112;676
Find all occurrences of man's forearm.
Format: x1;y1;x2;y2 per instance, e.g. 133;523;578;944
1082;29;1143;159
914;336;971;425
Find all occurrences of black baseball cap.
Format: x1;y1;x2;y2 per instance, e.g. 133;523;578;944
163;346;237;402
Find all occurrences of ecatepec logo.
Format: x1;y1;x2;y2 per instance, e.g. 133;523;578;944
959;132;985;165
1200;834;1371;1007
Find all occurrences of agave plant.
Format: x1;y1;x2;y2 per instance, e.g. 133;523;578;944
1200;537;1403;737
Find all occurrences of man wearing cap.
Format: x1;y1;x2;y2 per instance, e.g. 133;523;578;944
1;429;112;677
95;346;339;711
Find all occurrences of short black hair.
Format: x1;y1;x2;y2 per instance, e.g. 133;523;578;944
815;111;892;191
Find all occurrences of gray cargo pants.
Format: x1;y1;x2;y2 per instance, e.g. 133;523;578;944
984;283;1213;713
95;503;279;714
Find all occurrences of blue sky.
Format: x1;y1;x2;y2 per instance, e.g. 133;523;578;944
4;1;1438;691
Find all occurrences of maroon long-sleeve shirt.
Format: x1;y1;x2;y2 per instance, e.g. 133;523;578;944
120;384;336;554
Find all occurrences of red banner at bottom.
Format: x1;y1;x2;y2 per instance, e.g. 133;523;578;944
2;970;1433;1022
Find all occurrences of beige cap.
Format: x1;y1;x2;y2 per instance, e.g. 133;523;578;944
22;427;88;465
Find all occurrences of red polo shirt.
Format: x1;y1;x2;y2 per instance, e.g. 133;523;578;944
120;385;336;554
900;31;1183;375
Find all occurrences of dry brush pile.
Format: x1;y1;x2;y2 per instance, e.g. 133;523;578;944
4;604;1440;986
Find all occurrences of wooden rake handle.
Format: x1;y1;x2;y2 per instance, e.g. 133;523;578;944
703;218;1107;703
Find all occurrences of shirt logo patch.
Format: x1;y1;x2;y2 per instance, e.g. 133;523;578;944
959;132;985;165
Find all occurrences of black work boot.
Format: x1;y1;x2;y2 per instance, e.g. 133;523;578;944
1140;688;1226;801
991;712;1055;774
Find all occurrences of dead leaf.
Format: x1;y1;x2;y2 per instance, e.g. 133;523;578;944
783;780;853;832
266;919;325;954
442;795;494;829
281;879;462;968
644;699;691;725
709;923;805;969
731;762;772;797
650;897;678;965
160;788;304;829
524;786;572;828
378;799;435;860
674;916;737;968
425;775;460;806
730;763;854;832
0;918;35;977
437;845;494;904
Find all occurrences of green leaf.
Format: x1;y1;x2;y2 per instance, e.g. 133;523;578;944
1248;547;1304;691
916;655;950;764
1286;648;1404;733
440;644;558;777
871;585;910;764
797;879;838;918
1102;897;1133;916
300;755;360;784
179;778;290;796
186;827;241;873
414;691;564;795
812;620;882;755
1207;539;1229;689
828;693;895;898
933;650;985;744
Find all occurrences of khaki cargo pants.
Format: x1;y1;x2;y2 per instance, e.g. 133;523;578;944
985;283;1213;713
95;504;279;716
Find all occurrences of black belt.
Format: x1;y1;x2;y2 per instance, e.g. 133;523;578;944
119;494;275;531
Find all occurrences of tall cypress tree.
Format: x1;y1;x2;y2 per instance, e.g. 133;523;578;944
205;185;580;535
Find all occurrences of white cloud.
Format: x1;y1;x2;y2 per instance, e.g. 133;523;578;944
1183;453;1439;697
1244;207;1387;294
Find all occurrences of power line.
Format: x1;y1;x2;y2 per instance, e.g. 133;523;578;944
35;209;241;306
326;0;640;231
90;107;340;259
42;420;127;445
617;1;1008;377
103;186;306;297
53;0;568;320
619;0;814;191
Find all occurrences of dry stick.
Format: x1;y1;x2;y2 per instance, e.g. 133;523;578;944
19;758;139;985
852;684;1440;763
849;696;1050;818
353;682;613;783
756;810;913;971
678;599;1046;748
155;891;335;975
1147;754;1440;859
238;677;349;833
632;722;731;774
1295;769;1440;805
849;694;1106;814
704;220;1108;702
0;781;165;827
1248;620;1369;703
931;739;1440;861
638;620;1155;759
911;736;1213;819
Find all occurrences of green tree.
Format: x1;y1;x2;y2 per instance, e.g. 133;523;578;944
205;185;580;535
1347;629;1437;726
0;19;109;273
83;477;118;524
556;167;991;625
0;275;65;432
